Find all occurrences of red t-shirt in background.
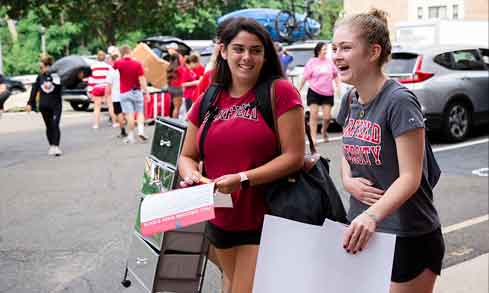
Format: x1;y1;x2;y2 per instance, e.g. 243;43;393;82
192;64;205;78
187;79;303;231
192;69;213;102
182;66;198;99
169;66;186;87
113;57;144;94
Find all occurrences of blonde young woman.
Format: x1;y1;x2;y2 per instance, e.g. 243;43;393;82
333;9;444;293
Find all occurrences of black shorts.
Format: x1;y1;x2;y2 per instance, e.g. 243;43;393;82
306;88;334;106
391;227;445;283
113;101;123;115
205;222;262;249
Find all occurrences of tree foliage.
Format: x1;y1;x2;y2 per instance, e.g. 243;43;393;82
0;0;343;75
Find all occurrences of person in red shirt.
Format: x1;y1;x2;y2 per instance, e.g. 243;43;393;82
181;54;205;111
166;42;186;65
113;45;149;143
191;68;213;103
189;53;205;78
178;18;305;292
167;53;187;118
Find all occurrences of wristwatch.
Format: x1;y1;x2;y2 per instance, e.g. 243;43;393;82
238;172;250;189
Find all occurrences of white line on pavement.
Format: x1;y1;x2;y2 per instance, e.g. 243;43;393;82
433;138;489;153
442;214;489;235
314;136;489;148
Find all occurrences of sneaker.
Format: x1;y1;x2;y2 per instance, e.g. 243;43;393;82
48;146;56;156
117;132;128;139
112;123;120;128
138;134;148;142
123;137;136;144
92;124;99;129
54;146;63;156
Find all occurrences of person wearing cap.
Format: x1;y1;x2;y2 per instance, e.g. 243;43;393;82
167;42;185;65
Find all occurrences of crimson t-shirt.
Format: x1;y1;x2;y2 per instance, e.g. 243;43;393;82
192;69;213;102
187;79;303;231
182;66;198;99
192;64;205;78
169;66;186;87
113;57;144;93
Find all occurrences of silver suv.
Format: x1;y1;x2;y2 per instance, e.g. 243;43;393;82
385;45;489;141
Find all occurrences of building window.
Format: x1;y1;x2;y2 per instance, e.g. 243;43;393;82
453;4;459;19
417;7;423;19
429;6;447;19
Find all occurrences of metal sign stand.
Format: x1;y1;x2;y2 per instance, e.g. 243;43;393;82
121;117;209;293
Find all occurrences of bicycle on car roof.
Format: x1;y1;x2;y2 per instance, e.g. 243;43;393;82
274;0;322;43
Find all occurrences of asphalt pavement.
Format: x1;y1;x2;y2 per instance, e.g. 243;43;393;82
0;96;487;292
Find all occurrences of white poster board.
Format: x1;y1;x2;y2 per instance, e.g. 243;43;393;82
253;216;396;293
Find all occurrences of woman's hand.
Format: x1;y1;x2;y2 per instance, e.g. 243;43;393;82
214;174;241;194
344;177;384;206
179;170;203;188
343;212;377;254
25;105;32;112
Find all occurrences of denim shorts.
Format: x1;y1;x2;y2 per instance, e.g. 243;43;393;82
120;89;144;113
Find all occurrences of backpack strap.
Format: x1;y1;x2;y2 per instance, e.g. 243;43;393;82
199;83;222;125
198;83;222;176
254;78;276;132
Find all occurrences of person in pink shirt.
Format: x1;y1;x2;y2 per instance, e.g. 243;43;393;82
299;42;341;144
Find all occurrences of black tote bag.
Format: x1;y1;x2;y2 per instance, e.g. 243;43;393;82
264;81;348;225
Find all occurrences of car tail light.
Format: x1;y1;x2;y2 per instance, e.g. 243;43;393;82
399;55;434;84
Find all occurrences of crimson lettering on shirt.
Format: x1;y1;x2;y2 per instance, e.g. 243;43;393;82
343;144;383;166
215;104;257;122
343;118;382;145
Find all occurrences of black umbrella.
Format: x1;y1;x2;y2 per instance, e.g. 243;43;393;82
49;55;93;89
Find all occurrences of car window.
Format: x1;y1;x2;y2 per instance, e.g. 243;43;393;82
479;48;489;66
384;52;418;74
433;52;453;69
451;50;485;70
286;49;315;68
200;54;212;67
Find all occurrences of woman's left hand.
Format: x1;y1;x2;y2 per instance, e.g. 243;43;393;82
214;174;241;194
343;212;377;254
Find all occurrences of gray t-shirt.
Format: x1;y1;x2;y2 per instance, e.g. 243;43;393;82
337;79;440;237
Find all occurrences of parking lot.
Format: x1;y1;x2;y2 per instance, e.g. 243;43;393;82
0;105;487;292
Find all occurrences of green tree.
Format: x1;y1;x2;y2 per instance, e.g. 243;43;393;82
318;0;343;40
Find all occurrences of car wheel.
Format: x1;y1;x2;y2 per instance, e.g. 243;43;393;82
70;101;90;111
443;101;471;142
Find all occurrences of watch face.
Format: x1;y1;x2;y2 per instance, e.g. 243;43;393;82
241;179;250;189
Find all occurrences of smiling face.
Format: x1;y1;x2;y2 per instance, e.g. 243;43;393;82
332;25;374;86
221;30;265;87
